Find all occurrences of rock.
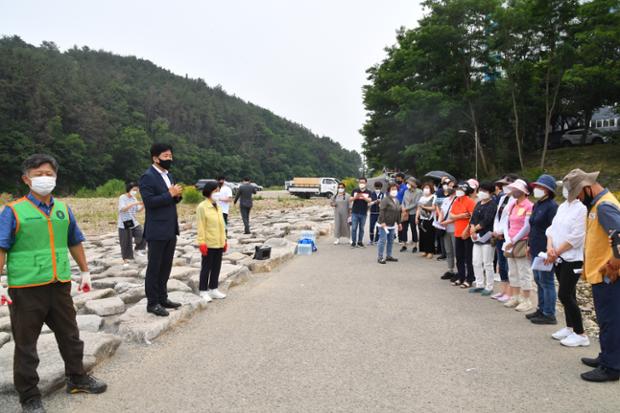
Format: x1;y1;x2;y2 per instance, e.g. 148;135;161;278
72;288;116;309
84;296;126;316
167;279;192;293
119;287;146;305
0;332;121;396
0;332;10;348
0;305;9;318
92;265;139;280
114;281;143;294
118;292;207;344
224;252;250;265
76;315;103;333
92;277;142;290
187;264;247;292
239;237;267;245
0;316;11;332
169;266;200;282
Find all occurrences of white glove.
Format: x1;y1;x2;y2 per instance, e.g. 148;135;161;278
0;284;12;305
78;271;92;293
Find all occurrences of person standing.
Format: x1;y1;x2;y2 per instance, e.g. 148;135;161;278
139;143;183;317
213;176;233;226
503;179;534;312
368;181;384;245
197;181;228;302
234;177;257;234
377;183;402;264
117;181;146;265
349;177;372;248
0;154;106;413
331;182;351;244
438;181;458;280
469;182;498;296
400;177;422;253
450;182;476;287
394;172;407;204
416;183;436;258
562;169;620;382
491;174;518;302
545;185;588;343
526;175;558;324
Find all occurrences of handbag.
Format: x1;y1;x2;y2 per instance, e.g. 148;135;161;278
504;239;528;258
122;219;135;229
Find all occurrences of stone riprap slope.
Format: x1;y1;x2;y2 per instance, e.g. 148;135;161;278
0;205;333;397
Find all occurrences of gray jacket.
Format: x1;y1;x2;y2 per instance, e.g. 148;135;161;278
402;188;422;213
378;196;402;226
234;183;257;208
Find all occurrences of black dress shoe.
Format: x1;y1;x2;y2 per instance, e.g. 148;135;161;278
161;299;182;309
21;398;46;413
66;374;108;394
357;242;366;248
530;314;558;325
400;246;407;252
411;247;418;253
436;255;447;261
147;304;169;317
386;256;398;262
581;366;620;382
441;272;454;280
581;357;601;368
378;258;386;264
525;309;543;320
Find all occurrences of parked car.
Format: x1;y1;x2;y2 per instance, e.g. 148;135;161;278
560;129;610;146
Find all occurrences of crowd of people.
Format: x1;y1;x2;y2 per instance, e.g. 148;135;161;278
332;170;620;383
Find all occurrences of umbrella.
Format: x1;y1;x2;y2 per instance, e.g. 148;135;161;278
424;170;456;183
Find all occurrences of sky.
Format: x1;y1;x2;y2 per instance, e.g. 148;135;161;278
0;0;423;152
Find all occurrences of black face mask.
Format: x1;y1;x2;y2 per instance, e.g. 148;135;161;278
158;158;172;170
581;187;594;209
218;181;224;188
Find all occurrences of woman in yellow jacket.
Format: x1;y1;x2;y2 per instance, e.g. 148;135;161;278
197;181;228;302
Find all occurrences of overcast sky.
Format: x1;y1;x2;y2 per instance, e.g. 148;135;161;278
0;0;423;152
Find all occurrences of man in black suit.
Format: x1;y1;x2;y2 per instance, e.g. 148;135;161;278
234;177;257;234
139;143;183;317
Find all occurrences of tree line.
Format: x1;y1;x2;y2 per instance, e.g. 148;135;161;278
362;0;620;178
0;36;362;194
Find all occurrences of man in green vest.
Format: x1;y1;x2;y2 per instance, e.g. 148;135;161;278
0;154;107;413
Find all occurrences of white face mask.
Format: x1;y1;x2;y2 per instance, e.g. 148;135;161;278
423;188;431;196
442;184;449;191
359;183;366;189
338;187;345;193
562;186;569;199
390;190;398;198
375;189;381;194
455;190;465;198
130;190;138;197
30;176;56;196
533;188;546;199
477;191;490;201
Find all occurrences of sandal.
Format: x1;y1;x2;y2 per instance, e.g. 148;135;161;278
460;282;471;289
451;280;462;286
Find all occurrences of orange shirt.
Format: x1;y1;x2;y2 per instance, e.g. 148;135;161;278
451;196;476;237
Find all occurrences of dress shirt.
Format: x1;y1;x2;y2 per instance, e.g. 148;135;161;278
153;165;172;188
545;199;587;262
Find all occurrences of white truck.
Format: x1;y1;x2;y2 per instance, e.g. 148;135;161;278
287;177;339;199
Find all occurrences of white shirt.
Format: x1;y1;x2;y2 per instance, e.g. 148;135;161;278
545;199;587;262
213;185;233;214
117;194;143;229
153;165;172;188
493;193;516;235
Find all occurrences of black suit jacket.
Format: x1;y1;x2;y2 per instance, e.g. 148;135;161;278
234;183;257;208
139;166;182;241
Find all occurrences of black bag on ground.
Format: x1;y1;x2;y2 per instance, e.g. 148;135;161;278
254;245;271;260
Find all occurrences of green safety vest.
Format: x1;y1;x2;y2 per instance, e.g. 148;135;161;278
6;197;72;288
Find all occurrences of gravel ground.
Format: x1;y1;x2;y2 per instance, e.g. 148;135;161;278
4;238;620;412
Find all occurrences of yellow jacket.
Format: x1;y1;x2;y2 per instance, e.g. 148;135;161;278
196;199;226;248
584;191;620;284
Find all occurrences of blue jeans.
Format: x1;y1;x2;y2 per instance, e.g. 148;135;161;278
369;213;379;243
533;267;557;316
495;239;509;282
592;280;620;373
351;213;367;244
377;227;396;259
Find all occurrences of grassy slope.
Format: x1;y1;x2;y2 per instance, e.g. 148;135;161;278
525;142;620;191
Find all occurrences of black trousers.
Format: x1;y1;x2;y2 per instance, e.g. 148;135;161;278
455;237;474;284
240;206;251;234
398;216;418;243
222;213;228;226
555;260;584;334
118;225;146;260
199;248;224;291
145;238;177;306
418;219;436;254
8;282;86;403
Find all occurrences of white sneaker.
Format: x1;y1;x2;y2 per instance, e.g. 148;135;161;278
334;239;340;245
552;327;573;341
208;289;227;299
503;296;520;308
560;333;590;347
199;291;212;302
515;299;533;312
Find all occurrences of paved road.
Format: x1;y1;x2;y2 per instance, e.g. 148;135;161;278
31;240;620;411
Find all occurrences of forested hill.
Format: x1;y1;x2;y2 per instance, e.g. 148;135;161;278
0;36;361;193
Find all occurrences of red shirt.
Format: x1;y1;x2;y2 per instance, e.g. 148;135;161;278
452;196;476;237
